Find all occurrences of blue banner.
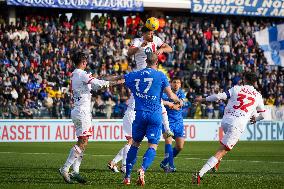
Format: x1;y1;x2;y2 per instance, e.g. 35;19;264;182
7;0;144;12
191;0;284;17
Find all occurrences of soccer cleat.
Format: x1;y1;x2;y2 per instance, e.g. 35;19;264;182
192;172;201;185
70;172;87;184
107;161;119;173
136;168;145;186
120;164;126;174
164;130;174;138
211;160;221;172
122;177;131;185
59;167;73;184
160;162;168;172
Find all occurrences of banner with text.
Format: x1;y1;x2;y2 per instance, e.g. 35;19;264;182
191;0;284;17
7;0;144;12
0;119;283;142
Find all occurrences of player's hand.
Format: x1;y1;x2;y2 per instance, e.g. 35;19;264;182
168;102;175;109
250;115;256;124
156;49;163;56
140;41;148;47
172;104;181;110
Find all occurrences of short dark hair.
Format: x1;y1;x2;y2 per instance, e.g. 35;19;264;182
171;77;181;82
146;53;158;66
141;26;151;33
72;51;87;66
244;72;257;85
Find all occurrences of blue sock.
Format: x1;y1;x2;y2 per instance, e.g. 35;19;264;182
168;146;174;168
173;147;180;158
161;144;172;165
141;147;156;171
125;145;139;178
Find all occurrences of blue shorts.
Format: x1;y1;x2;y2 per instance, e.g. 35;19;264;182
162;122;185;138
132;110;162;144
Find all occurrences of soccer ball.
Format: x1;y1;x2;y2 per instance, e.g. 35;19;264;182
145;17;159;31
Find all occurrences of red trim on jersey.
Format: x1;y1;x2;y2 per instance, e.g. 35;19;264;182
159;42;165;48
87;77;94;84
152;43;156;52
219;141;231;151
257;110;266;113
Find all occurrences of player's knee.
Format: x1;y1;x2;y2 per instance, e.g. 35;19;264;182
127;137;133;145
175;146;183;151
77;136;89;150
148;143;158;150
148;139;158;146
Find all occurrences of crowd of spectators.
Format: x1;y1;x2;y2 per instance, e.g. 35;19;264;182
0;13;283;120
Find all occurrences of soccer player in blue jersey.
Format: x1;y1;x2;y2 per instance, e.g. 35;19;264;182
114;53;181;186
160;77;186;173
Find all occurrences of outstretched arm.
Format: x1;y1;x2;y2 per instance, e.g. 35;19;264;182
164;86;182;107
195;91;230;103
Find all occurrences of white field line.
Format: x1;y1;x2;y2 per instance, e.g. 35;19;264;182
0;151;284;164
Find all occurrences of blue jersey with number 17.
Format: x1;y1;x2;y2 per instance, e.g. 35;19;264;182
124;68;170;112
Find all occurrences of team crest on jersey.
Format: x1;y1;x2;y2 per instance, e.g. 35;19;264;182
144;47;153;58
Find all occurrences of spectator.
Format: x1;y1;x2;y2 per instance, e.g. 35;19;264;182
104;97;115;119
10;101;19;119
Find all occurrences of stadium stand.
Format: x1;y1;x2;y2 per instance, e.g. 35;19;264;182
0;13;283;120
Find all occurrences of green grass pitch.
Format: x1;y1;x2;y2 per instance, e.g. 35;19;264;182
0;141;283;189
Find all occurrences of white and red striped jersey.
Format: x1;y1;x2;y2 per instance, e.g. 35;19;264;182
206;85;265;131
71;69;109;111
130;36;164;71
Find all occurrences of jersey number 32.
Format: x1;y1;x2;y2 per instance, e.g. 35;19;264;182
233;93;255;113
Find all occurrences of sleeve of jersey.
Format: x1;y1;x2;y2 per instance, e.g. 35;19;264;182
206;92;228;102
83;74;109;89
124;73;131;88
180;90;186;99
130;38;140;48
90;78;110;89
161;73;170;90
155;36;165;48
162;93;168;101
256;96;266;113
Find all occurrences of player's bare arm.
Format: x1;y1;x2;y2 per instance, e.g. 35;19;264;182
162;100;180;110
164;86;182;105
156;43;172;55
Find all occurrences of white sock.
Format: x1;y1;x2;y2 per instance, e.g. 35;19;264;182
62;145;82;173
122;144;131;166
199;156;219;177
162;111;170;131
73;151;84;174
113;146;124;164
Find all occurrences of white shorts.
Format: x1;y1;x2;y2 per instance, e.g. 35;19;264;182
123;107;135;138
71;109;92;138
220;122;243;151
